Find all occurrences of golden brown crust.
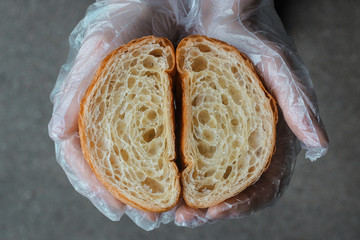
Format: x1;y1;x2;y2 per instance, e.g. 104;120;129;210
79;36;180;213
176;35;278;208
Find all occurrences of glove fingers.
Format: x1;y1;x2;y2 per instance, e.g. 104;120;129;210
49;33;116;141
62;133;162;223
62;134;126;219
126;206;160;222
193;0;328;159
258;48;329;152
175;201;207;227
49;0;181;141
207;163;280;219
237;0;329;156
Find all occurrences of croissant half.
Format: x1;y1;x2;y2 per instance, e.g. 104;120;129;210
176;35;277;208
79;36;180;212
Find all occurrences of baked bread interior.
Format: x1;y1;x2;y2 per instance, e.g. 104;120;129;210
176;35;277;208
79;36;180;212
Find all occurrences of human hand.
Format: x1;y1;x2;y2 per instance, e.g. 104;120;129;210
49;0;329;229
48;0;179;230
175;0;328;226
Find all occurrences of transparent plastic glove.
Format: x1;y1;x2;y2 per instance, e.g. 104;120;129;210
174;0;328;227
49;0;183;231
49;0;180;142
179;0;329;157
49;0;329;230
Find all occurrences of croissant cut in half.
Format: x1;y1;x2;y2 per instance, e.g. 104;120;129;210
79;35;277;212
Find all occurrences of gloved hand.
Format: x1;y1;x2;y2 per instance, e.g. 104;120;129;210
174;0;328;227
48;0;328;230
48;0;181;229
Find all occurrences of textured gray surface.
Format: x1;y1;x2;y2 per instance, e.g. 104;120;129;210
0;0;359;239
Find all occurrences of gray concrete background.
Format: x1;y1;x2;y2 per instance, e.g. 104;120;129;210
0;0;359;239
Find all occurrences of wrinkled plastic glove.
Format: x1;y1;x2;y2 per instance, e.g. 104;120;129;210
174;0;328;227
49;0;182;230
48;0;329;230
